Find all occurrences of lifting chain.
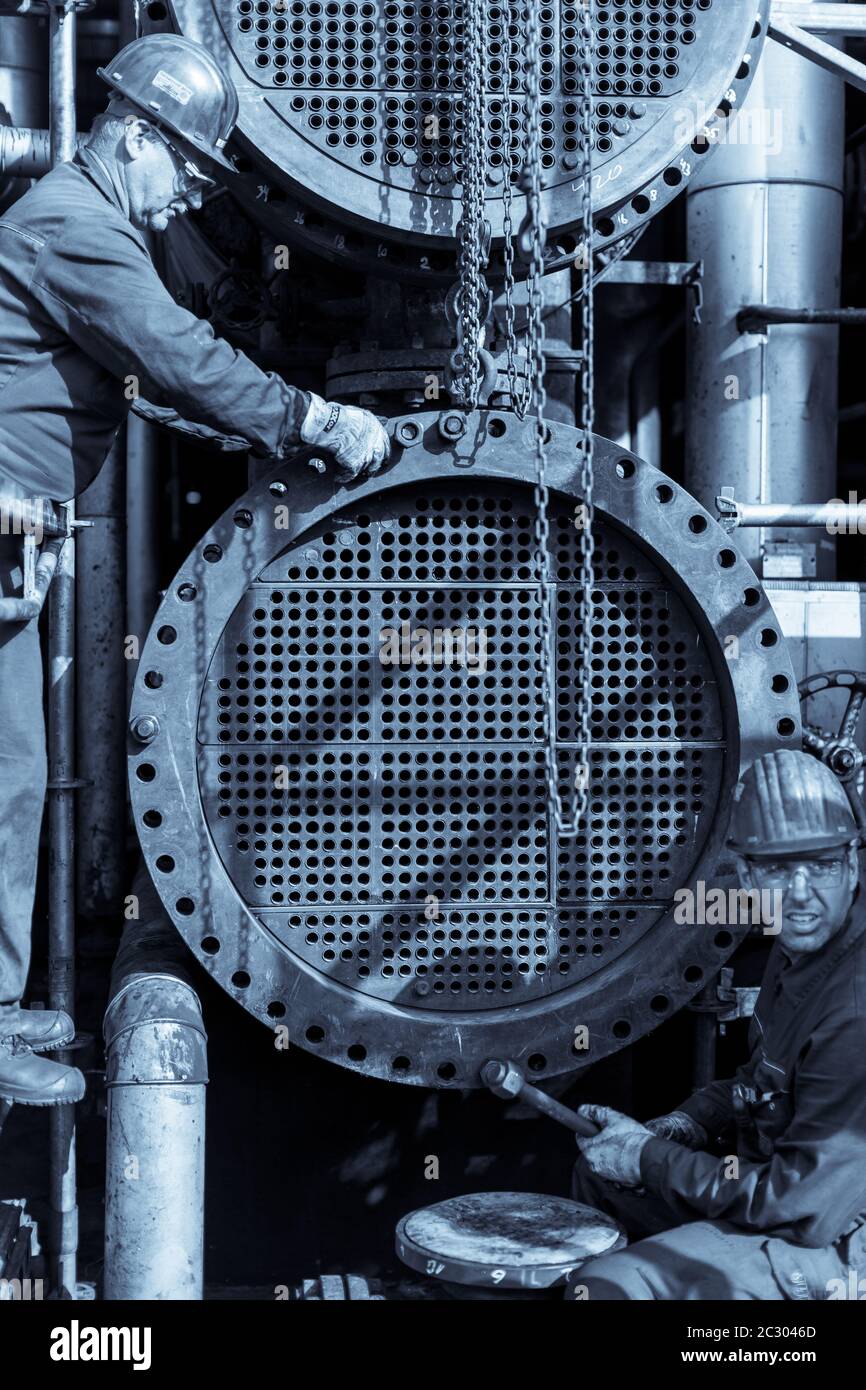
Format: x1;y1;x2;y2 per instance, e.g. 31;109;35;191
523;0;595;840
501;2;531;419
452;0;490;409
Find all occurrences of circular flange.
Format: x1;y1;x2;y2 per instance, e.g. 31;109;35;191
395;1192;626;1289
129;411;800;1087
157;0;770;278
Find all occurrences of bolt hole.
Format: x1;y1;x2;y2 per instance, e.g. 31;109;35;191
777;717;796;737
269;479;288;496
268;1001;286;1020
157;625;177;645
203;544;223;564
771;674;789;694
488;417;507;438
655;483;673;504
615;457;635;480
142;809;162;828
176;897;195;916
688;514;708;535
684;964;703;983
437;1061;457;1081
306;1025;325;1044
717;549;737;569
234;509;254;529
135;763;156;782
760;628;779;648
742;587;760;608
392;1055;411;1072
650;994;670;1014
146;0;167;17
232;970;251;989
201;935;220;955
714;931;733;950
155;854;175;873
144;670;163;689
348;1043;367;1061
177;583;197;602
612;1019;631;1039
527;1053;547;1072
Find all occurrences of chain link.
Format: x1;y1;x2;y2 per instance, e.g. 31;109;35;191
501;3;531;419
524;0;595;841
455;0;489;410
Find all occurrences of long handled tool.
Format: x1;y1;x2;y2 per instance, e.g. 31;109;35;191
482;1059;600;1137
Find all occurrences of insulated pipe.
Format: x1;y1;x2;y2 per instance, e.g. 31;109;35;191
103;867;208;1301
0;125;81;177
47;0;76;166
685;6;845;577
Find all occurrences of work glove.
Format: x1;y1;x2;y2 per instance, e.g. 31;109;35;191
300;392;390;478
645;1111;708;1150
574;1104;654;1188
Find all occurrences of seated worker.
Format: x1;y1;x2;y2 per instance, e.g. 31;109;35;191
0;32;389;1106
570;748;866;1300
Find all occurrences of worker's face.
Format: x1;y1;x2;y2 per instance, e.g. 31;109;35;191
738;846;860;955
122;117;205;232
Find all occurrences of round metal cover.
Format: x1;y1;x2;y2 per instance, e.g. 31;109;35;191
165;0;770;268
129;411;800;1087
395;1192;626;1288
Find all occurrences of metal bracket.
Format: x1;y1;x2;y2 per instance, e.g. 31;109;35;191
769;9;866;95
600;260;704;323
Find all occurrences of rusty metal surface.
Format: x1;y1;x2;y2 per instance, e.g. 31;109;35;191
159;0;770;276
129;412;800;1087
396;1192;626;1287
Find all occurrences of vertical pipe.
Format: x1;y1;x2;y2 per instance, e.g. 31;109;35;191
76;441;126;919
47;0;78;1298
125;416;160;706
48;0;76;167
691;982;719;1092
685;10;844;578
47;520;77;1297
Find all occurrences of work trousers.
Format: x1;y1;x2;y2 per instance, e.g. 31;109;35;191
571;1156;853;1301
0;535;47;1033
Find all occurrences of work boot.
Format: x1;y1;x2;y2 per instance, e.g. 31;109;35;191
7;1007;75;1053
0;1036;85;1106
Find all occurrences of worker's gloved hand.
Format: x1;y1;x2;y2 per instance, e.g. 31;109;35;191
575;1104;654;1188
301;392;390;478
646;1110;708;1150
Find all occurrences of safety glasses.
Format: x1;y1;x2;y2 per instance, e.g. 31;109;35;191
149;124;216;196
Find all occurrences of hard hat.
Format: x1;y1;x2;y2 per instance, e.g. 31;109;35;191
727;749;861;858
97;34;238;173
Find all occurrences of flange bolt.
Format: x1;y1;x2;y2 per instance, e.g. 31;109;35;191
438;412;466;442
130;714;160;745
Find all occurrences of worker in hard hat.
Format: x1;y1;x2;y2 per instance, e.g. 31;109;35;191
0;34;389;1107
570;749;866;1300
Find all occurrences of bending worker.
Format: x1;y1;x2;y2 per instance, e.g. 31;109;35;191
0;33;389;1106
571;749;866;1300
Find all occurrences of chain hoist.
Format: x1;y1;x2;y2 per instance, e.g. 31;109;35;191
501;3;531;419
451;0;490;410
522;0;595;840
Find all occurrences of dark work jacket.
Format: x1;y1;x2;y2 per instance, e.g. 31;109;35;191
0;146;309;502
641;902;866;1248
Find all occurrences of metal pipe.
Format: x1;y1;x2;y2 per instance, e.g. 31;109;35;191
76;441;126;920
719;498;866;530
125;415;160;705
769;14;866;94
46;0;78;1297
47;521;77;1297
0;126;82;178
771;1;866;34
685;5;844;578
48;0;76;167
103;866;207;1301
739;305;866;331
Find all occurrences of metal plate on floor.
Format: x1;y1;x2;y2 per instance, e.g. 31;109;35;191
396;1192;626;1288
